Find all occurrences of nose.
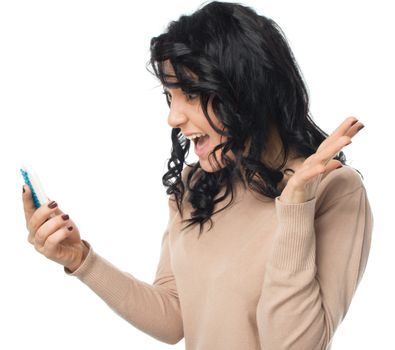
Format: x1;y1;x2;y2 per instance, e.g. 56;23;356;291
167;103;188;128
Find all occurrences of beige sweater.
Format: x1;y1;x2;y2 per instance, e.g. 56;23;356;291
65;165;373;349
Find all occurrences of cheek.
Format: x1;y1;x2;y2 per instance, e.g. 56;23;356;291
209;133;224;148
210;135;232;160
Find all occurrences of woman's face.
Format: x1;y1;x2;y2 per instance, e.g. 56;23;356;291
162;60;287;173
163;61;231;172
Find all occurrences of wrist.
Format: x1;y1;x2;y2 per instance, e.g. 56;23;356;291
65;241;89;273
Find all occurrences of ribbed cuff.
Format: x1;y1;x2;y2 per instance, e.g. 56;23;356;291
269;196;317;272
64;239;94;277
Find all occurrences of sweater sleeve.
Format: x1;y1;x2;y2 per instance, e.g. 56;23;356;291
256;169;374;349
62;196;184;345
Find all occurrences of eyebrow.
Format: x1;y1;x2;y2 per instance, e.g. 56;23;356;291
163;86;179;93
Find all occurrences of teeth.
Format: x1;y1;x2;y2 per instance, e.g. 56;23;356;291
185;133;207;141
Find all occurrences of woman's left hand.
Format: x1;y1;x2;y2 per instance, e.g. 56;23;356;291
279;116;365;204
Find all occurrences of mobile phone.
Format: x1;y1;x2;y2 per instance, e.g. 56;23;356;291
20;164;50;209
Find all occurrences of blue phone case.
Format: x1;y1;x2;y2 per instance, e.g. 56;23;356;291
20;164;49;209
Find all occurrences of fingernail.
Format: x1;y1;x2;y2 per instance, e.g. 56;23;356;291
23;186;25;193
351;119;359;126
337;164;343;169
61;214;69;221
67;226;73;231
358;125;365;131
48;201;58;209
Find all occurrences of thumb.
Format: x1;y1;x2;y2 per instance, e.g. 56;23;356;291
323;160;343;177
22;185;37;222
22;186;64;222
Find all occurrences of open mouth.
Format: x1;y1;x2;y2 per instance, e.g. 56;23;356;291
194;134;210;156
194;134;209;146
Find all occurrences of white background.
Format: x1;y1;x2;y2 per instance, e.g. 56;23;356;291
0;0;392;349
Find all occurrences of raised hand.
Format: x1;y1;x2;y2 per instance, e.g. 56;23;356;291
279;116;365;204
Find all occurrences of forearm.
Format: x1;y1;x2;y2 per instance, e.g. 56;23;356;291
64;240;184;344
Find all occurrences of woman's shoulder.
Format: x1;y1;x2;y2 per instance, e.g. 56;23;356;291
316;165;365;208
321;164;363;191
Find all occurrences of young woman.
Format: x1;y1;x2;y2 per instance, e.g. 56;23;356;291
22;1;373;349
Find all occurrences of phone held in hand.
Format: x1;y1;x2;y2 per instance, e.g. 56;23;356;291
20;164;50;209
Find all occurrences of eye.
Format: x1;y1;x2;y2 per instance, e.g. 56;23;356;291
162;91;172;107
185;93;198;101
162;90;198;107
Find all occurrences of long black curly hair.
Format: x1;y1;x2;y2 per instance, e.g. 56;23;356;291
146;1;359;237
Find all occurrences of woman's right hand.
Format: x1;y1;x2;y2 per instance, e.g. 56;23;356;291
22;185;88;273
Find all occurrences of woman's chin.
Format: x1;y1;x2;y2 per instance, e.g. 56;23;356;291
199;157;223;173
198;160;214;172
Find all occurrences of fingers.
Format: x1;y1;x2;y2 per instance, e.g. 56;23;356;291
327;116;358;141
313;117;365;167
22;185;63;224
25;196;64;245
319;137;351;166
34;225;73;259
34;213;72;247
344;119;365;138
331;116;359;137
318;116;364;151
29;199;64;230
